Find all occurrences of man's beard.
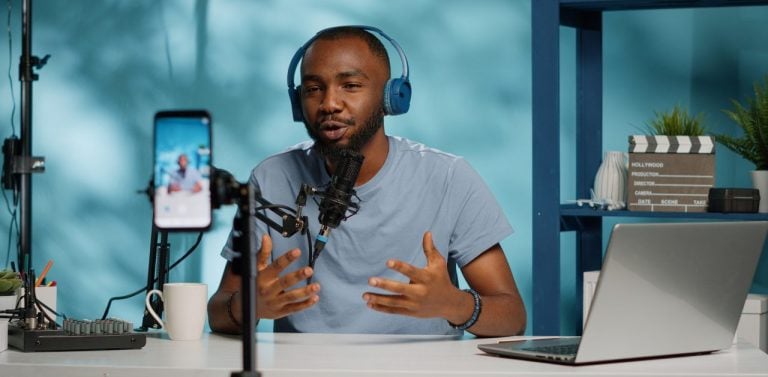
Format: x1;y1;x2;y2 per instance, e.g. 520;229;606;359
304;105;384;159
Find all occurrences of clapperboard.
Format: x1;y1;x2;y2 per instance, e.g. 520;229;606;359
626;135;715;212
629;135;715;154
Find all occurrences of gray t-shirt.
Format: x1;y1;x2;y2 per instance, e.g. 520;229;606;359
168;167;202;191
222;136;513;335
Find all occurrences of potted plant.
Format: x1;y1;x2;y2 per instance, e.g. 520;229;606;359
0;269;21;295
716;76;768;212
644;104;708;136
625;105;715;213
0;269;22;311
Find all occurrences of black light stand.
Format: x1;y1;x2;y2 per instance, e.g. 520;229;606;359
1;0;49;332
5;1;143;352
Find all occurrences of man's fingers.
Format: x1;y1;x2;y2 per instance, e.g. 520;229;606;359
276;295;320;317
256;235;273;270
263;248;302;277
260;266;313;297
259;282;320;319
386;259;424;282
366;302;409;316
363;292;414;311
279;283;320;304
368;277;408;295
422;231;444;265
281;267;314;290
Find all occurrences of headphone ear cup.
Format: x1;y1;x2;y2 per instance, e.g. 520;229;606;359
289;86;304;122
384;78;412;116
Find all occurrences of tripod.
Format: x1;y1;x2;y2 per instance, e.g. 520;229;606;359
140;225;170;330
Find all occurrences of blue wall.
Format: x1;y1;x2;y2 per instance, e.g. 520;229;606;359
0;1;765;336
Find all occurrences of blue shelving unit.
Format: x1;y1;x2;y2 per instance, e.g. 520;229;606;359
531;0;768;336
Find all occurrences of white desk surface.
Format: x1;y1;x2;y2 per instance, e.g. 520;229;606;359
1;332;767;377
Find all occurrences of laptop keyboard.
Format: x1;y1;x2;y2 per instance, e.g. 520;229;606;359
521;343;578;355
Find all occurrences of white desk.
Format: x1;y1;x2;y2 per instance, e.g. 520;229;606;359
1;332;767;377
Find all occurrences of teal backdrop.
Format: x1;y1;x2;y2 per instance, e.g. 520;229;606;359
0;1;765;336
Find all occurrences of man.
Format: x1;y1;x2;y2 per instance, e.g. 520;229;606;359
167;153;203;193
208;26;526;336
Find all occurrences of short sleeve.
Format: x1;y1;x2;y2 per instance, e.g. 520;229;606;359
220;168;268;261
446;159;513;267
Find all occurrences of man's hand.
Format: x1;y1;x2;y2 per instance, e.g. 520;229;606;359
256;235;320;319
362;232;470;322
191;181;203;193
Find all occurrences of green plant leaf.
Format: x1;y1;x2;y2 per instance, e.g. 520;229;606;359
645;104;707;136
716;76;768;170
0;269;22;294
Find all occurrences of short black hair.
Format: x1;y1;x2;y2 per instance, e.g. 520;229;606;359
306;26;391;74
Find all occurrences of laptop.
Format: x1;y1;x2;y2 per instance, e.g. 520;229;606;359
479;221;768;365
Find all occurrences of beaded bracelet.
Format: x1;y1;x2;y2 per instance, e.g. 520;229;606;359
226;291;241;328
449;288;482;330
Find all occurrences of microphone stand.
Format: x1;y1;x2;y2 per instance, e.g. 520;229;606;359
230;180;257;376
211;168;309;377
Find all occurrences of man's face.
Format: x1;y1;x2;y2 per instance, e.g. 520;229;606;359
178;154;188;169
299;37;388;157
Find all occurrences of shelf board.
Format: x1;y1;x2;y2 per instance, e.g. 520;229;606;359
560;0;768;11
560;204;768;220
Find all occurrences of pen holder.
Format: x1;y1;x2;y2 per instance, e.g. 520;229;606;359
18;286;57;320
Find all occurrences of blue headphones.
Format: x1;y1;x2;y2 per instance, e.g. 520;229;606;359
286;25;412;123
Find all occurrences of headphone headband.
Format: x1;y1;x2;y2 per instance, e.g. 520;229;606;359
287;25;412;122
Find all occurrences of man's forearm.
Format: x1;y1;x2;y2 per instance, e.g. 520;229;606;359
208;290;243;335
463;293;526;337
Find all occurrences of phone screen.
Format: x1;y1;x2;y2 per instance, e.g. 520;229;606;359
153;110;212;230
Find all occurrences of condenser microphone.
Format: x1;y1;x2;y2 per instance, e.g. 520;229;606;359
312;150;364;264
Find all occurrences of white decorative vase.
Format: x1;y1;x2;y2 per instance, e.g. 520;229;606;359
751;170;768;213
593;151;628;210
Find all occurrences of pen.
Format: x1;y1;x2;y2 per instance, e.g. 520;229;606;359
35;259;53;288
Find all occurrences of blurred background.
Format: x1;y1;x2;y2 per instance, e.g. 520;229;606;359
0;0;766;335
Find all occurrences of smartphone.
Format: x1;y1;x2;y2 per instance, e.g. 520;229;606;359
153;110;212;230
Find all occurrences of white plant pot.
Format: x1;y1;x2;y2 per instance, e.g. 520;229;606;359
0;294;15;311
751;170;768;213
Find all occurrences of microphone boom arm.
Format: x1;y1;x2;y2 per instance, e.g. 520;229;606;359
212;168;311;239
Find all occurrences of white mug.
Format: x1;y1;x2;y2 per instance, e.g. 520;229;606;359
145;283;208;341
